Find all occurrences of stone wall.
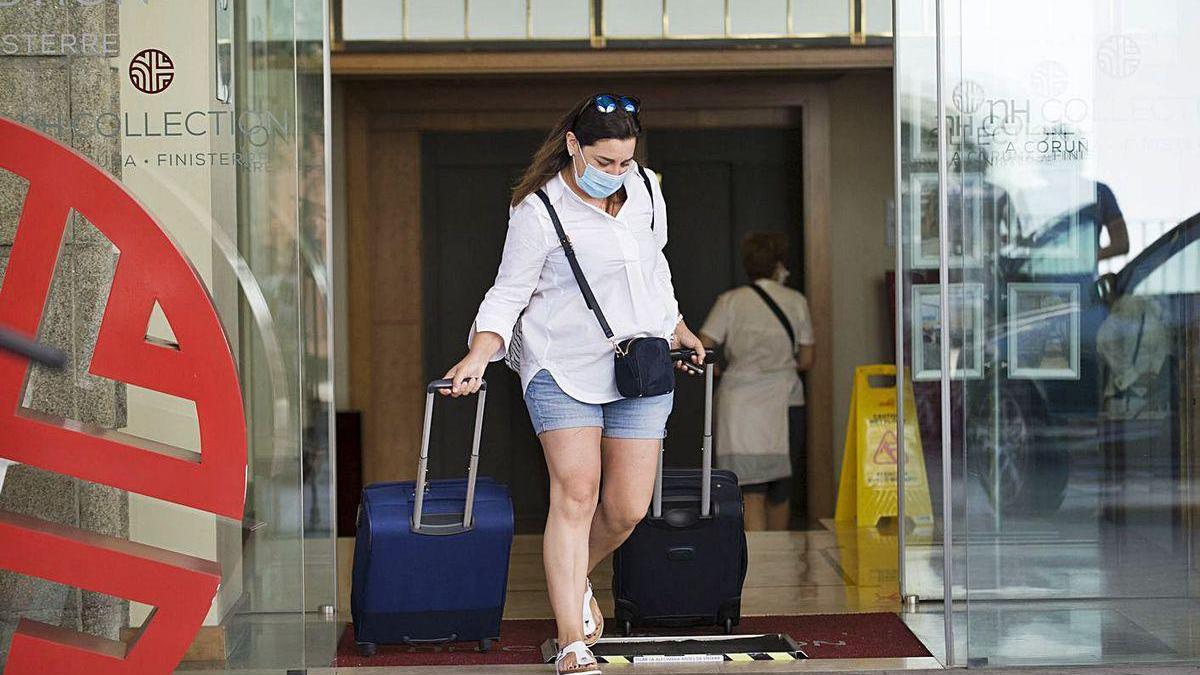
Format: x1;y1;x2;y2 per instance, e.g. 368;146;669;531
0;0;128;653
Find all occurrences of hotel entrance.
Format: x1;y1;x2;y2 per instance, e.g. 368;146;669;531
2;0;1198;673
332;55;934;673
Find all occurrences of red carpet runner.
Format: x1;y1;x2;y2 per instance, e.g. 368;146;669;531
333;613;931;667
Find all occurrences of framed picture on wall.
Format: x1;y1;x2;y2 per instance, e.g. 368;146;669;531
902;73;939;161
911;283;985;381
1004;171;1086;261
909;173;985;269
1007;282;1080;379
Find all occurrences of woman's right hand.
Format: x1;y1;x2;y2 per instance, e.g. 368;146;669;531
442;354;489;397
442;331;503;397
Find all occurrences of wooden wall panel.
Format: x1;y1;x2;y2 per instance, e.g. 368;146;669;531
363;130;424;485
352;76;843;114
367;321;424;484
332;47;891;77
800;90;835;521
346;100;373;419
371;108;801;133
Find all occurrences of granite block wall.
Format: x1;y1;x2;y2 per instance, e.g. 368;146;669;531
0;0;128;656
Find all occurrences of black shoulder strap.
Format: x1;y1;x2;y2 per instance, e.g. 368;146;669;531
637;165;655;230
748;282;795;349
535;189;614;340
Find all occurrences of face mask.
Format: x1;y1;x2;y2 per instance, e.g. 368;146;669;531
773;263;790;284
571;146;628;199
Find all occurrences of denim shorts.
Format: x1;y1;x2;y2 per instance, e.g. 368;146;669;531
523;369;674;438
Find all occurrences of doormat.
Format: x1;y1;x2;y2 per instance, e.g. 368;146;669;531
542;633;807;664
332;613;930;667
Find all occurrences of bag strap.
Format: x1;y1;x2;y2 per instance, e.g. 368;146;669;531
637;164;655;231
748;282;796;350
535;189;615;341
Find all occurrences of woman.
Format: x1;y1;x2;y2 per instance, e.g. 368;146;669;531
700;232;814;531
441;93;705;675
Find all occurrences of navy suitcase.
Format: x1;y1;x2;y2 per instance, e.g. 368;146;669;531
351;379;514;656
612;356;749;635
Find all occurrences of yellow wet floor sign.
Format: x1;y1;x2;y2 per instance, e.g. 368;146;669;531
835;365;932;528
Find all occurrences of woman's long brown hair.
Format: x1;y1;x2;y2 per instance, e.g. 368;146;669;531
511;94;642;207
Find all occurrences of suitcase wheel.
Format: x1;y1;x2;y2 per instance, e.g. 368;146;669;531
622;620;633;637
478;639;492;652
356;642;377;657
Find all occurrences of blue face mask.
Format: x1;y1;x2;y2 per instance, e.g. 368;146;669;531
571;149;629;199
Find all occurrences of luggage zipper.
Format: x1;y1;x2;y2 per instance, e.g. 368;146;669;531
620;337;644;388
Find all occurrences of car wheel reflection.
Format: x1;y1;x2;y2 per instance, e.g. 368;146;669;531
971;385;1069;515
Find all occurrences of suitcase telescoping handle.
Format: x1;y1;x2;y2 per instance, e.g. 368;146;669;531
652;349;716;519
411;378;487;535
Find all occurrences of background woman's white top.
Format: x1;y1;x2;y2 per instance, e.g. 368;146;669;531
468;164;679;404
701;279;814;485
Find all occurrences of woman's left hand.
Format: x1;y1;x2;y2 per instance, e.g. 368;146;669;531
673;323;706;375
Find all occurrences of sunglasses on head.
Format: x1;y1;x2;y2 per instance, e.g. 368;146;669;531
574;94;642;129
592;94;640;114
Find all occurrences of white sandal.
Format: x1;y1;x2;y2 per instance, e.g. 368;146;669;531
582;578;604;646
556;639;601;675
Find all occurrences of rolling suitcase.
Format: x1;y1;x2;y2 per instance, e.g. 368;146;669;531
351;379;514;656
612;353;748;635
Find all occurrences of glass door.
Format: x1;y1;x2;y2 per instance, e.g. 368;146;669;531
0;0;332;672
898;0;1200;667
894;0;968;664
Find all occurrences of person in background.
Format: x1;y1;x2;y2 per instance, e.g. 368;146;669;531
700;232;814;531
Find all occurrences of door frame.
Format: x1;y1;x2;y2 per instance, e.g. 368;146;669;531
343;74;838;520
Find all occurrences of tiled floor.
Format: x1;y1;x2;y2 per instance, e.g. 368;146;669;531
174;519;1200;673
178;526;917;673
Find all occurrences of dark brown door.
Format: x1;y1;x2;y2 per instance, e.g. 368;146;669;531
422;127;803;533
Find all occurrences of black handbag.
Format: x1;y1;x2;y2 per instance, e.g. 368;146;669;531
533;172;674;399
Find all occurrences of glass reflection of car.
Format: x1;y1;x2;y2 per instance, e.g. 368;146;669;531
968;208;1199;515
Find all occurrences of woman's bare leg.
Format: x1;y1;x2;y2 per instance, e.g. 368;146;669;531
541;426;603;648
587;437;661;573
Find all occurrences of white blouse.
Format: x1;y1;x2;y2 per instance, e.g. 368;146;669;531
468;164;679;403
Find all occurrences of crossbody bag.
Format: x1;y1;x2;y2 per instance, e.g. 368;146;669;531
504;167;672;398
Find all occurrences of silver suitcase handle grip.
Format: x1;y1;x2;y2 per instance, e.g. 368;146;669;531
653;352;716;519
427;378;488;393
412;379;487;535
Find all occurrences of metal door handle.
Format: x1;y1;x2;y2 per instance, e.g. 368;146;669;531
215;0;233;103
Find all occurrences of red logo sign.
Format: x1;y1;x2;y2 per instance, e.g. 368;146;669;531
0;117;247;674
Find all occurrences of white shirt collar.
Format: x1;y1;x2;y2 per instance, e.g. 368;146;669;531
544;171;568;205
